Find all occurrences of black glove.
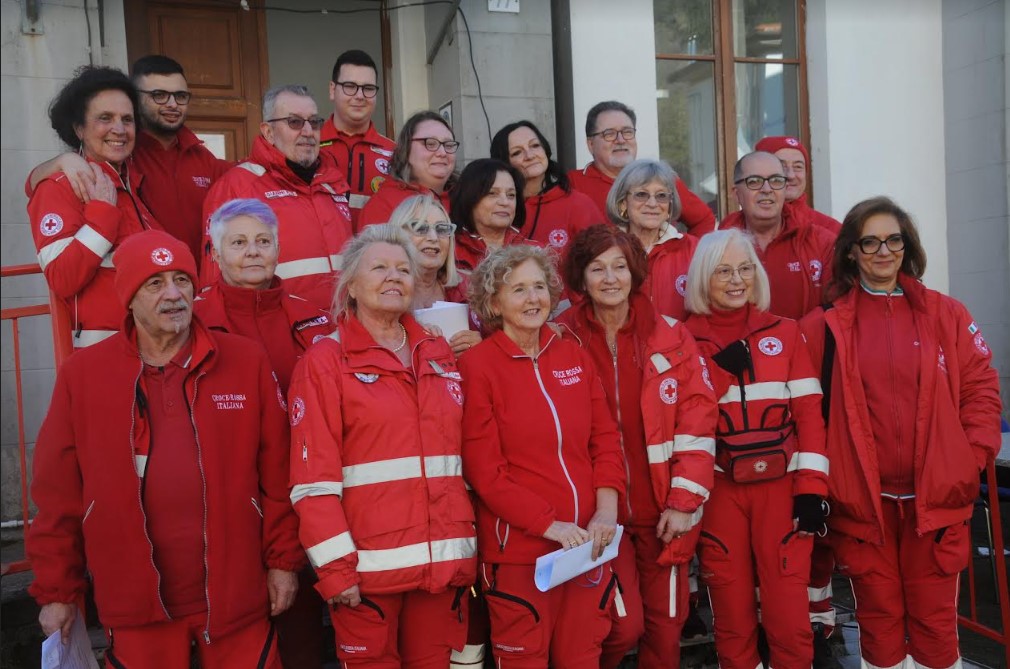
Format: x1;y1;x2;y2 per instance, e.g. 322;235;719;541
711;339;751;377
792;494;827;534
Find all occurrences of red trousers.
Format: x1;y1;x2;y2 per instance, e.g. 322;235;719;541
480;561;614;668
328;588;468;668
104;611;280;669
699;474;813;669
831;498;967;668
450;585;488;668
601;527;690;669
808;536;835;633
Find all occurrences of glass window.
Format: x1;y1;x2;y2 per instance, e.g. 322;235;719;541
655;1;714;55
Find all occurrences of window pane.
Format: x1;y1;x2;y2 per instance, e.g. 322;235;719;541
656;59;719;215
731;0;797;59
734;62;800;156
654;0;714;56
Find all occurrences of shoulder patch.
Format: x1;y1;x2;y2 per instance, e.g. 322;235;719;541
39;213;64;237
295;315;330;330
238;161;267;177
757;336;783;356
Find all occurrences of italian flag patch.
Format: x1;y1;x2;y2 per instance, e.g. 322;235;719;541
968;321;979;335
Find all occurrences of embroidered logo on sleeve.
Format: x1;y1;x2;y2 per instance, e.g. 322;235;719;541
676;274;688;296
273;371;287;411
375;158;390;174
700;357;714;391
968;321;979;335
974;332;990;356
39;213;64;237
808;259;823;283
659;378;678;405
290;397;306;426
446;380;464;406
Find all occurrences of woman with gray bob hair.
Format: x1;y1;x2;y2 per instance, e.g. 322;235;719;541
604;158;697;320
684;228;770;314
208;198;278;253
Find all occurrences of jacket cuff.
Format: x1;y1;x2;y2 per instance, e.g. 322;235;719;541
266;554;308;573
29;582;87;607
314;565;361;602
666;489;704;514
524;512;555;539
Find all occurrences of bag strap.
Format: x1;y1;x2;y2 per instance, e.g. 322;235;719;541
820;303;835;425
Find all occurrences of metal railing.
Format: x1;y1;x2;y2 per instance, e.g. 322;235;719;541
1;263;71;576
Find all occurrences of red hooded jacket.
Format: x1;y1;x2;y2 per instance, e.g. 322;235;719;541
567;162;717;235
288;314;477;599
194;276;334;393
459;327;626;565
27;316;303;641
799;276;1001;543
319;118;396;227
453;228;541;275
201;137;353;312
559;296;717;564
719;207;834;320
357;178;453;231
29;160;161;348
521;185;603;256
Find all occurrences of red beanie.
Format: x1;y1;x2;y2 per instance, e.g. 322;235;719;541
755;136;810;164
113;230;198;308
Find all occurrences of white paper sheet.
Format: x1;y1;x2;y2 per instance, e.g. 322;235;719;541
413;301;470;341
41;609;100;669
534;525;624;592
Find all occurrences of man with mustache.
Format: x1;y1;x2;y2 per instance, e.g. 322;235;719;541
28;229;302;668
568;100;717;235
719;151;835;320
26;56;232;267
201;85;354;312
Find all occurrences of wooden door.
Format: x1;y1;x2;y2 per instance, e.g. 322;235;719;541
124;0;269;161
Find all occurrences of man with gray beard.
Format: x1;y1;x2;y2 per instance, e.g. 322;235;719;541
28;229;302;668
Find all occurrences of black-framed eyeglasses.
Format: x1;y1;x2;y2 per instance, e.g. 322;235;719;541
265;116;326;131
138;89;192;105
406;221;456;238
335;81;379;98
713;263;757;283
412;137;460;154
855;234;905;255
629;190;672;205
734;175;787;191
589;127;636;142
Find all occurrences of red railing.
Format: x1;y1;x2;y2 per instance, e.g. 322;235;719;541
1;263;72;575
958;458;1010;666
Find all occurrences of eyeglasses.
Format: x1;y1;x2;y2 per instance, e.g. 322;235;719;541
265;116;326;131
588;127;637;142
407;221;456;237
138;89;192;105
855;234;905;255
412;137;460;154
713;263;757;283
734;175;788;191
335;81;379;98
629;190;673;205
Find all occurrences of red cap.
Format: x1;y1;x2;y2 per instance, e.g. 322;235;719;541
113;230;198;308
755;136;810;165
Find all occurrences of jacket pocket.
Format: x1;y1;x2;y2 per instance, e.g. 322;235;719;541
932;521;970;576
698;530;733;587
778;530;813;579
330;595;389;661
829;533;880;579
485;588;543;658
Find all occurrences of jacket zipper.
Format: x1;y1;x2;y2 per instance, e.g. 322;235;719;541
611;345;632;519
187;371;213;644
130;361;170;619
531;358;579;521
357;152;366;192
884;295;904;484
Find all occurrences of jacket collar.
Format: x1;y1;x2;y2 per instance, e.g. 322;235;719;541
118;310;217;372
136;126;203;153
489;325;559;359
581;161;615;184
336;311;437;372
248;136;348;191
320;116;389;147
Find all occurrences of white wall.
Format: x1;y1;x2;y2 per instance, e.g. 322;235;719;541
569;0;660;169
389;0;429;130
806;0;949;292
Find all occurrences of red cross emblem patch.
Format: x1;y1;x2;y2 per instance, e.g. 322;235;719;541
290;397;306;426
39;213;64;237
151;247;173;266
758;336;783;356
548;229;569;248
659;378;678;405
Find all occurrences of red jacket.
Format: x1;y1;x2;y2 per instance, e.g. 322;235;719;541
799;276;1002;543
684;306;828;498
288;313;477;599
459;327;626;565
521;185;603;256
643;227;698;321
788;195;840;235
194;277;334;393
29;160;161;348
27;316;302;640
357;178;453;232
559;296;717;564
132;127;233;265
201;137;353;313
567;162;717;235
319;118;396;227
720;207;835;320
453;228;541;274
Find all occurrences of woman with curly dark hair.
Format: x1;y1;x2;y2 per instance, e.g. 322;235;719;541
30;65;161;349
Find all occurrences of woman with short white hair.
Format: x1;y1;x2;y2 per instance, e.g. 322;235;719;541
683;228;828;669
607;159;697;320
288;224;477;668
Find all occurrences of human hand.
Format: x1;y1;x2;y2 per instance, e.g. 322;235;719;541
56;153;96;202
267;568;299;615
328;584;361;608
586;507;618;560
39;602;76;641
449;329;481;355
85;164;117;205
656;508;695;544
543;521;590;551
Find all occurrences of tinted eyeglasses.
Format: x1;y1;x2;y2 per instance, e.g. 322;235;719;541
855;234;905;255
589;127;637;142
629;190;673;205
335;81;379;98
713;263;757;283
734;175;788;191
407;221;456;237
138;89;192;105
412;137;460;154
266;116;326;131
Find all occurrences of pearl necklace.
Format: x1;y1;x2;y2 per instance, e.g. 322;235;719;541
389;323;408;353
